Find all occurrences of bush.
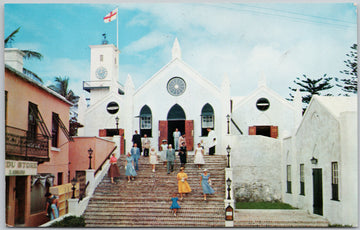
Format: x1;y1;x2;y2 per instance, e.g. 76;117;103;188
49;215;86;227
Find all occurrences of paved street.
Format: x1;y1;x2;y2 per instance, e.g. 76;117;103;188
234;209;329;227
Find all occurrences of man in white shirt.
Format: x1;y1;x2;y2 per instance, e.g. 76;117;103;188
207;128;217;155
173;128;181;150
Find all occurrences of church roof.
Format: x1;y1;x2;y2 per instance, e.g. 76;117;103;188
311;95;357;118
232;84;296;112
134;54;221;97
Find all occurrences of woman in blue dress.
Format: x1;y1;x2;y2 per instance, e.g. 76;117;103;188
125;152;137;182
50;198;59;220
170;193;181;216
200;169;215;201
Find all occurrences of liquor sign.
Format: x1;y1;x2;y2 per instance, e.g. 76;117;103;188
5;160;37;176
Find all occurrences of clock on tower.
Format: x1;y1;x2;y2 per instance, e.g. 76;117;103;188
89;43;120;82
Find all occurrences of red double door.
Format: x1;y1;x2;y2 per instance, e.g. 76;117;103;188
158;120;194;151
248;125;278;138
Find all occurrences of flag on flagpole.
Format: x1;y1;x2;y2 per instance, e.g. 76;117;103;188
104;8;118;23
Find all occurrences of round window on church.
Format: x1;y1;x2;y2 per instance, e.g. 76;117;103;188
167;77;186;96
256;98;270;111
107;101;119;114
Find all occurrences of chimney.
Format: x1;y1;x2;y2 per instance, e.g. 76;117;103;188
5;48;25;73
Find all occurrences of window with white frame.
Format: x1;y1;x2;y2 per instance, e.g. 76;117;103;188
139;105;152;137
201;103;214;136
331;162;339;201
300;164;305;195
202;115;213;128
287;165;292;193
140;116;151;129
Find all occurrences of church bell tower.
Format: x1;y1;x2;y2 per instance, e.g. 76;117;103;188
83;35;123;105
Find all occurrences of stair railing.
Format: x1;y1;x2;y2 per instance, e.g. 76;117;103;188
65;145;118;218
95;146;117;176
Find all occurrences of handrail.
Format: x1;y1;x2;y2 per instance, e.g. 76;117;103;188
94;146;117;176
231;118;243;135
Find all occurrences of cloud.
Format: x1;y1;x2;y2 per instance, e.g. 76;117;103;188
123;31;172;54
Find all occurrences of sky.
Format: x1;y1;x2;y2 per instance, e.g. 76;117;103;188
2;2;358;99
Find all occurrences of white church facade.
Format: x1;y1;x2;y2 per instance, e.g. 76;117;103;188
77;38;357;226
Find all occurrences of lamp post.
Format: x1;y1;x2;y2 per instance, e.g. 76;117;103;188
115;116;119;129
88;148;93;169
226;145;231;168
226;178;232;200
226;114;230;134
71;177;77;199
310;156;318;164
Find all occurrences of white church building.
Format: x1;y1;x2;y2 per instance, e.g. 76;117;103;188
77;38;357;226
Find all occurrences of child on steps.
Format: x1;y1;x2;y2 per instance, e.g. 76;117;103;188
170;193;181;216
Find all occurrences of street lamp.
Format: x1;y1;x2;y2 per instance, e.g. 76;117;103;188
226;114;230;134
226;178;232;200
226;145;231;168
115;116;119;129
88;148;93;169
71;177;77;199
310;156;318;164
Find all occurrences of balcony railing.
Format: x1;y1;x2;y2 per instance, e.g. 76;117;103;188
6;126;49;160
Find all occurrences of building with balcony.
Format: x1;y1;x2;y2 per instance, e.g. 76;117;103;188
5;48;73;226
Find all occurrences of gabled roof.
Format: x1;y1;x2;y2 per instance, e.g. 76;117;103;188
134;57;221;96
86;90;123;114
295;95;357;136
232;84;296;111
307;95;357;118
5;64;73;106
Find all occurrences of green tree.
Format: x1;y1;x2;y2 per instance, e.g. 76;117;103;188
48;76;81;136
48;76;77;103
5;27;44;83
287;74;334;111
335;43;357;95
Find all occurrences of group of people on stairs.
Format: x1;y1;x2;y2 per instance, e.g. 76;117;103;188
171;167;215;216
108;128;218;217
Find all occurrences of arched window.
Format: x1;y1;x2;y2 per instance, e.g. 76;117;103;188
140;105;152;137
167;104;186;120
201;103;214;136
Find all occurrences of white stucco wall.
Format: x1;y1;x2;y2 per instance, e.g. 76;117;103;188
283;97;358;226
338;111;358;226
84;92;124;136
231;86;298;138
131;59;228;153
229;135;282;202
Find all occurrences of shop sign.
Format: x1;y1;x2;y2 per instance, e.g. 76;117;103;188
5;160;38;176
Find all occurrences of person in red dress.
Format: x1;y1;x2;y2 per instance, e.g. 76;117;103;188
109;153;120;183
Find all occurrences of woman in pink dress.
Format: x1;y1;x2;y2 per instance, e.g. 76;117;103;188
108;153;120;183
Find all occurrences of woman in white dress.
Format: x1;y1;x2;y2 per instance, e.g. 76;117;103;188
160;140;168;167
149;147;158;172
194;143;205;169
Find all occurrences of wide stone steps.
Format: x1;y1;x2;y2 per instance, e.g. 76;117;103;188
83;154;227;227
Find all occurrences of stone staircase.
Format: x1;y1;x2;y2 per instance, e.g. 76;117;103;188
84;153;227;227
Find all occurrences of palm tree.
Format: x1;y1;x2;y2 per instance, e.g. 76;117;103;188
5;27;44;83
48;76;81;136
48;76;77;103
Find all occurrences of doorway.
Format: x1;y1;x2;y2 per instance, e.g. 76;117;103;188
312;168;323;215
15;176;26;225
167;120;185;148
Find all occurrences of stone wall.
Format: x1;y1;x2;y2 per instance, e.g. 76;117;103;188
229;135;282;202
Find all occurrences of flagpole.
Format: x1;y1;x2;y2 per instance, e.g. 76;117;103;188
116;8;119;49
